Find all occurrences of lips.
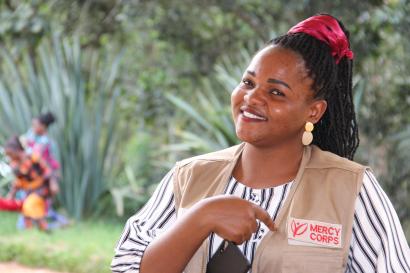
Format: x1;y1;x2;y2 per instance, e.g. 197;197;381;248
240;107;267;121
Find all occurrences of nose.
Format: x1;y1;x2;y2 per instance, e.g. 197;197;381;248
244;88;264;106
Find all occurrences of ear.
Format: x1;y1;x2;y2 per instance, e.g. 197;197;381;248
308;99;327;123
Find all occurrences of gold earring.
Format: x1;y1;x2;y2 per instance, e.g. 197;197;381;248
302;122;314;146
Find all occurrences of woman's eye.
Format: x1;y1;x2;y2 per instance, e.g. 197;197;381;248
270;89;284;96
242;79;253;87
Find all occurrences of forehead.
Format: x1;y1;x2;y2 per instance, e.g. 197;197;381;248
247;45;309;83
32;118;43;126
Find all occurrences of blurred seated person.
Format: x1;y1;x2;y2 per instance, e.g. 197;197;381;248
22;111;60;196
0;136;51;231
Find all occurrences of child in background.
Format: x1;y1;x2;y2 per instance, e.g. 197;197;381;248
0;136;51;230
21;111;69;229
22;112;60;196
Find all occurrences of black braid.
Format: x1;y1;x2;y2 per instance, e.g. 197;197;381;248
269;17;359;160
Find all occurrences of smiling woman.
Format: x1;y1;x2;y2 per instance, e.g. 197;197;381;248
111;14;410;273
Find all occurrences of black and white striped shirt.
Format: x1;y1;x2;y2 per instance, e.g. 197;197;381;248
111;169;410;273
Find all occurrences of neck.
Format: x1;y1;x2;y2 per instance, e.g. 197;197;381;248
233;142;305;188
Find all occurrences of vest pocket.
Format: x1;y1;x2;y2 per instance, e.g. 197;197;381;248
282;249;344;273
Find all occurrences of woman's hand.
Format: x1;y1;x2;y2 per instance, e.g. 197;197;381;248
198;195;276;244
140;195;276;273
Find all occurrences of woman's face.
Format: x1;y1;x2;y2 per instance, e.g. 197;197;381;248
231;45;326;147
32;118;46;135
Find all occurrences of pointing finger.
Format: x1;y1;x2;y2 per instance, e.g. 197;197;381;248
252;204;276;231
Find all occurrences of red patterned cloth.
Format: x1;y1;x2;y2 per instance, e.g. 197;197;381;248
288;14;353;64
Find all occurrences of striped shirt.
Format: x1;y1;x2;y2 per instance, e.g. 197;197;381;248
111;169;410;273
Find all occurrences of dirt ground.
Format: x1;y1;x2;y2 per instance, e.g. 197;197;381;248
0;262;64;273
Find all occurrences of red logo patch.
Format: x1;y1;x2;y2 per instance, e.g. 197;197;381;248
291;219;308;237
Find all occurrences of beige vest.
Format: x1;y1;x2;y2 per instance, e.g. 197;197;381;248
173;143;366;273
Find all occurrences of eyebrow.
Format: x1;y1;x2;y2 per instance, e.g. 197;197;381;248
247;70;292;91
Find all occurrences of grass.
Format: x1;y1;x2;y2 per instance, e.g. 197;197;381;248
0;211;124;273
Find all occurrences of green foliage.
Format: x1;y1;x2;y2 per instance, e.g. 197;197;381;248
383;126;410;220
0;211;122;273
110;132;160;217
0;35;122;219
166;86;237;154
0;1;48;55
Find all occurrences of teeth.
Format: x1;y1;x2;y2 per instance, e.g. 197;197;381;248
243;111;266;120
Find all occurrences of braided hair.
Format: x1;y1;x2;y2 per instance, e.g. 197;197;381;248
269;17;359;160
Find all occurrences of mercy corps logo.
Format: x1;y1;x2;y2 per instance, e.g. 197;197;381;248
288;217;342;248
291;220;308;237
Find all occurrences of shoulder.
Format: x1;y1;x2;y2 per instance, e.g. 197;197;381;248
172;144;244;205
304;146;368;194
352;170;410;270
307;145;366;173
176;143;245;169
359;169;393;209
38;135;51;145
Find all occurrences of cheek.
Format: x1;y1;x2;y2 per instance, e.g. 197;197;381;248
231;87;241;103
268;102;307;128
231;88;243;112
268;102;292;120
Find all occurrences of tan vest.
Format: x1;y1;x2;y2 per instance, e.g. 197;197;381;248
173;143;366;273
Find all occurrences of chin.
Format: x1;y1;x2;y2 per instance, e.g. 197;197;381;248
236;130;263;145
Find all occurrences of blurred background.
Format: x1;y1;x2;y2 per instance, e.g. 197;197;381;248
0;0;409;272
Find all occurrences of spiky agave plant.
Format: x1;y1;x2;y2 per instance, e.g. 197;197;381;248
0;35;121;219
